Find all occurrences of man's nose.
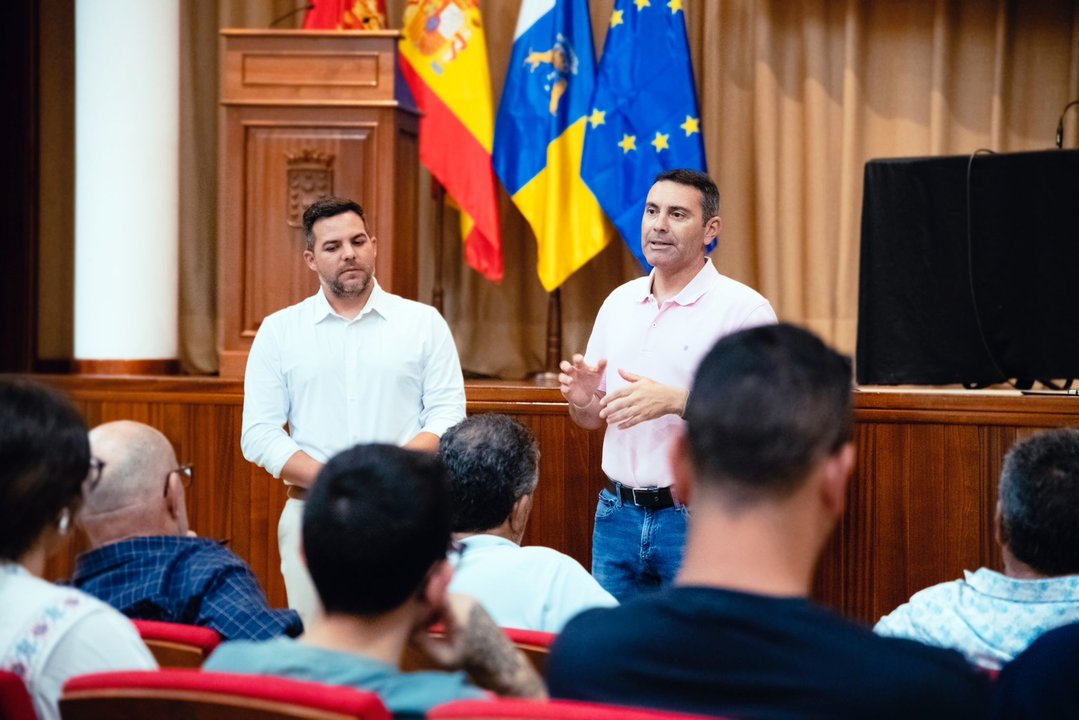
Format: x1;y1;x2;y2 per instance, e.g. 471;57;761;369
652;212;670;232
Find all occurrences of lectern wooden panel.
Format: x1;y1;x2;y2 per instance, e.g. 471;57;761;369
218;31;419;378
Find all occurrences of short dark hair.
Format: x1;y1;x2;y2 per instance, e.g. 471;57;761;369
301;196;368;251
0;378;90;561
998;428;1079;576
655;168;720;221
439;414;540;533
302;444;450;616
685;323;852;504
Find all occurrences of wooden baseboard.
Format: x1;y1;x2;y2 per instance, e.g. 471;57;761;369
72;359;180;375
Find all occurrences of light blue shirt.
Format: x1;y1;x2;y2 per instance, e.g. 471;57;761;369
450;534;617;633
205;636;486;716
874;567;1079;669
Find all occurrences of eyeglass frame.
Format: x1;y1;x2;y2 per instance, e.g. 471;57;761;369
446;539;466;564
164;464;194;497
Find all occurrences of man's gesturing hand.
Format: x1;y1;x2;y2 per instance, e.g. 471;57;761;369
599;369;689;430
558;354;606;409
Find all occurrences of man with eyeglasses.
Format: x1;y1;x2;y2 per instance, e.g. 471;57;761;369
72;420;302;641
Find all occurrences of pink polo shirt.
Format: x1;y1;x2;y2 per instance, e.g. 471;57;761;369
584;259;776;488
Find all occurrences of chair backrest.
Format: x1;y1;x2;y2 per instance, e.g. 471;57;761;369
132;619;222;668
497;628;555;675
0;670;36;720
429;698;724;720
60;669;391;720
401;626;555;675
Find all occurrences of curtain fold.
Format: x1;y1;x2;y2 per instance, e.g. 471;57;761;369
176;0;1079;377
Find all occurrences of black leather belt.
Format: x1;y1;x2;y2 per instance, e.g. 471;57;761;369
606;479;677;510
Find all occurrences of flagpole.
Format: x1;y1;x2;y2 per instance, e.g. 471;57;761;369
432;180;445;315
535;287;561;386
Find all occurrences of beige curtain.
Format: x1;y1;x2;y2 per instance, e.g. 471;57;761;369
177;0;1079;377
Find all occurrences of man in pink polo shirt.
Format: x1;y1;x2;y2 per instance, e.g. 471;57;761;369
559;169;776;600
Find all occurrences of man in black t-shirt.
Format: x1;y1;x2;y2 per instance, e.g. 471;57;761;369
547;324;990;719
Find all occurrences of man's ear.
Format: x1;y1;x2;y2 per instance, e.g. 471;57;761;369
303;248;317;271
670;432;696;507
820;442;854;519
164;474;182;521
509;493;533;538
704;215;722;247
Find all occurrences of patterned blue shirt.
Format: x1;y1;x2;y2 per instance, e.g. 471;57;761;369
874;567;1079;669
71;536;302;641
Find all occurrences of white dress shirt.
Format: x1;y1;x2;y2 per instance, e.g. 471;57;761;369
0;562;157;720
241;282;467;477
450;534;618;633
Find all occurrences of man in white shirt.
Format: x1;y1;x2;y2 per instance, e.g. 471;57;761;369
440;414;617;633
242;197;466;623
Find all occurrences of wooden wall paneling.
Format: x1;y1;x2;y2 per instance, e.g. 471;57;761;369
33;377;1079;625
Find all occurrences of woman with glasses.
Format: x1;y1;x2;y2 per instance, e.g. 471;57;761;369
0;379;156;720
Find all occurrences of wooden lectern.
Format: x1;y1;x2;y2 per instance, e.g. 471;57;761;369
217;30;420;378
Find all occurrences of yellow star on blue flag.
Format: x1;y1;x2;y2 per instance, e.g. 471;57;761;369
580;0;707;270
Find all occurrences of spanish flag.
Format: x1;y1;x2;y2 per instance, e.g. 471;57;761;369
399;1;503;283
493;0;612;291
303;0;387;30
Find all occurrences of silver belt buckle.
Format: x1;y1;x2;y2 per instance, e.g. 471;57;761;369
631;486;660;508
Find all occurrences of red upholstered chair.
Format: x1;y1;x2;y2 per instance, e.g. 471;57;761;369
60;669;391;720
401;625;556;675
499;628;556;674
429;698;723;720
131;619;222;668
0;670;36;720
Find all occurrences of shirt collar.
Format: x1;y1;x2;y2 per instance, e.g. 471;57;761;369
73;536;209;582
459;534;518;551
633;258;719;306
310;280;390;325
965;567;1079;602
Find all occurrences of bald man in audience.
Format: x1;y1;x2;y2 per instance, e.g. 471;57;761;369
547;324;990;719
74;421;301;640
875;428;1079;669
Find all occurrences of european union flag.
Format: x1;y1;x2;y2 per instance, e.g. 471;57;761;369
494;0;612;291
581;0;707;270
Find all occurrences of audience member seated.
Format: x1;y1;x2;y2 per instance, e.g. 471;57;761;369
545;324;991;719
875;428;1079;669
0;379;156;720
439;414;616;632
205;444;547;716
991;621;1079;719
72;420;302;641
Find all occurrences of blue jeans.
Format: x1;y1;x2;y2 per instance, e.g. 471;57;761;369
591;487;689;602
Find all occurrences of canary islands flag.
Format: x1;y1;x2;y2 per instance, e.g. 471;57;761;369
399;0;503;282
494;0;613;292
581;0;707;271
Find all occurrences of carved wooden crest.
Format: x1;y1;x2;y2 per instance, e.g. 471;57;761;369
286;149;335;228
